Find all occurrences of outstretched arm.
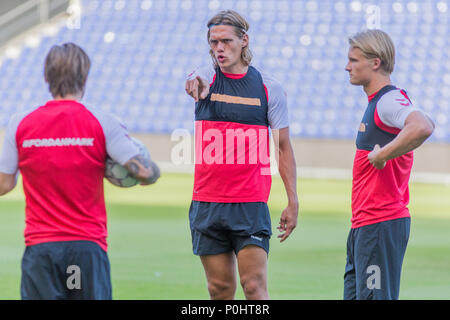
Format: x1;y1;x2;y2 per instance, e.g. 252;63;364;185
273;127;299;242
185;76;210;102
124;155;160;185
368;111;435;169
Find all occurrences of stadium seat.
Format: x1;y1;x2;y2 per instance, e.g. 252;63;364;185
0;0;447;141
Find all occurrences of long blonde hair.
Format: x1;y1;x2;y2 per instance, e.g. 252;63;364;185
207;10;252;67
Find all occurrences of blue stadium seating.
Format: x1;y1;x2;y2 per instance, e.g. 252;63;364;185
0;0;448;141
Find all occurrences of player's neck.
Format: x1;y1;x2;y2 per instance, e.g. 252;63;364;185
363;75;392;97
220;63;248;75
53;93;83;101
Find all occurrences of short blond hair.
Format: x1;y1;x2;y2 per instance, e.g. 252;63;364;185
348;29;395;75
207;10;252;67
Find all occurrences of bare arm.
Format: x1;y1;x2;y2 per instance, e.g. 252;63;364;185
0;172;17;196
368;111;435;169
273;127;299;242
124;155;160;185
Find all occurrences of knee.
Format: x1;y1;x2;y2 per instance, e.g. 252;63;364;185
240;274;268;299
207;279;236;300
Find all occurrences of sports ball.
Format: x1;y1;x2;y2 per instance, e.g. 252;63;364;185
104;137;150;187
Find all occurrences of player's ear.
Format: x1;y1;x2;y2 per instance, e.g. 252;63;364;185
372;57;382;72
241;33;249;48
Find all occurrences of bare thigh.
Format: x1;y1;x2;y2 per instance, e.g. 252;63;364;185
200;252;237;300
237;245;269;300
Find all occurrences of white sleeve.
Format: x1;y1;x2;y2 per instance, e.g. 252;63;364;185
88;108;141;165
0;112;27;174
186;65;216;85
261;72;289;130
377;89;426;129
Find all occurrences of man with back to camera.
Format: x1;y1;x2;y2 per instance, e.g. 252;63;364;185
0;43;160;300
344;29;434;300
185;10;298;300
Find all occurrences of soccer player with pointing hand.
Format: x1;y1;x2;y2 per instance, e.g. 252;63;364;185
186;10;298;300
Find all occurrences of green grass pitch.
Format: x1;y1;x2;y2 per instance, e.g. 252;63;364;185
0;172;449;299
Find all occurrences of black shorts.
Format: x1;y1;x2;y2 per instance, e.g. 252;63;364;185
344;217;411;300
21;240;112;300
189;201;272;256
